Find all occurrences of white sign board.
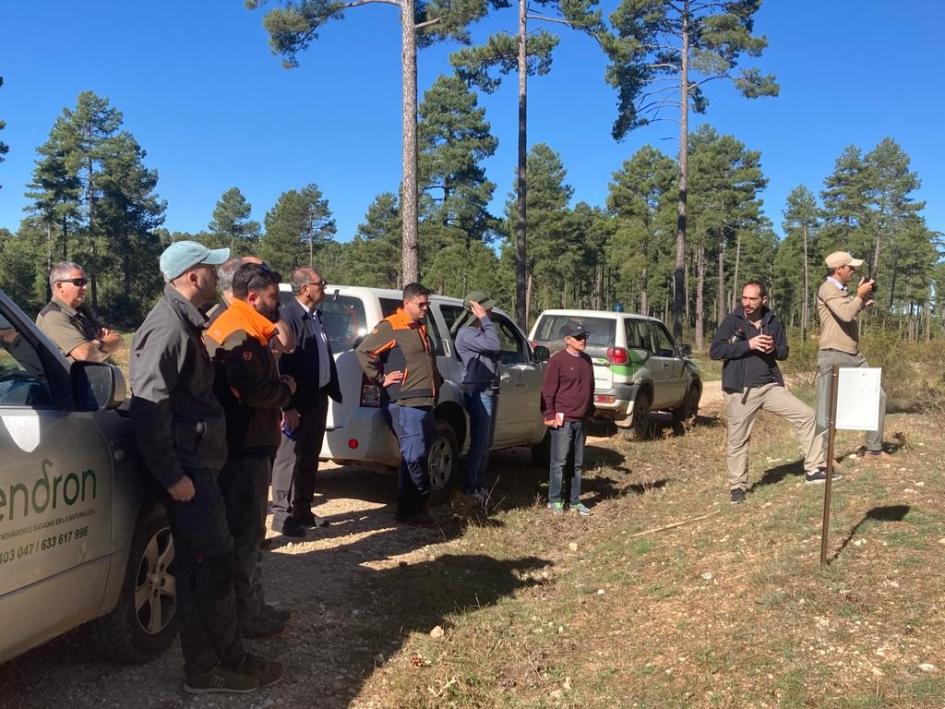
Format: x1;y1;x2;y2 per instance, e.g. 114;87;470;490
835;367;882;431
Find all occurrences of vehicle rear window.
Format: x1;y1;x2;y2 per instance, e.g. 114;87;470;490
279;293;368;352
532;315;616;348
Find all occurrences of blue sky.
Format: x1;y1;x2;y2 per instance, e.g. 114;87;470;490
1;1;942;247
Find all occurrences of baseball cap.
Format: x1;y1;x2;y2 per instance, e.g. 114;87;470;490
824;251;864;269
561;321;588;339
160;241;231;281
463;290;496;310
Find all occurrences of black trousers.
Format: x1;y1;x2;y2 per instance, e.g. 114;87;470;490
270;391;329;527
165;467;244;677
218;454;270;619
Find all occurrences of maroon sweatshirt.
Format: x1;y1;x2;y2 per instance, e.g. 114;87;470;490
540;349;595;421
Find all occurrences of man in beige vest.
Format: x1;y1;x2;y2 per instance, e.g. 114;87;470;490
816;251;889;459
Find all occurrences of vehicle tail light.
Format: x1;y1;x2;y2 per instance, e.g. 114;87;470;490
348;438;359;449
607;347;629;365
595;394;616;404
360;374;382;408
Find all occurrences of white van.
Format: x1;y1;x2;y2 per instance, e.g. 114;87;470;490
280;285;551;491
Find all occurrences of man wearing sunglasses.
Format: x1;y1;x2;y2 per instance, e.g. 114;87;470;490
36;261;123;362
270;266;342;538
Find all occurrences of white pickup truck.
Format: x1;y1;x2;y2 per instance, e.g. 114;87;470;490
0;289;177;665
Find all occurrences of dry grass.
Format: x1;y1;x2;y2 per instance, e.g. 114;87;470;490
353;407;945;708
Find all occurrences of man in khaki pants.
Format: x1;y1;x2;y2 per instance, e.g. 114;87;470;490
710;281;834;504
816;251;889;459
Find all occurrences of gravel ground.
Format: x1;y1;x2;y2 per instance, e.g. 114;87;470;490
0;463;459;709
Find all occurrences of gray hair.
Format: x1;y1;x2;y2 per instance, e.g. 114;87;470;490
217;257;243;293
49;261;84;291
291;266;316;293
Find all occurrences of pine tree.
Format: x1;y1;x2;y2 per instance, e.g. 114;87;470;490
209;187;262;255
339;192;402;288
261;184;336;274
418;74;498;258
248;0;505;284
0;77;9;189
605;0;778;338
451;0;603;325
607;145;677;316
777;185;819;336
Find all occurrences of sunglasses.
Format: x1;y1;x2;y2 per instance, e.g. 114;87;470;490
568;333;587;341
58;278;89;287
305;280;327;288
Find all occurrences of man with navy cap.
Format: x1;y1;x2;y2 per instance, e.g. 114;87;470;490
130;241;284;694
540;321;595;517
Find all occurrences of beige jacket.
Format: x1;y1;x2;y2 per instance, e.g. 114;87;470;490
817;279;864;354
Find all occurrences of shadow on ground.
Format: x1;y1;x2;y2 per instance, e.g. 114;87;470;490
829;504;911;563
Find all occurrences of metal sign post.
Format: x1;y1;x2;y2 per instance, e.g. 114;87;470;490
820;365;839;566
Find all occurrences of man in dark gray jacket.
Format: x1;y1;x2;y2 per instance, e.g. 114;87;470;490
130;241;283;695
454;291;501;504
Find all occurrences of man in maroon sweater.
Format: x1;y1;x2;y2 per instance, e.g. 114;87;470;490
541;322;595;517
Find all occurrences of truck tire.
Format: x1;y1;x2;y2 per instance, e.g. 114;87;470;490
88;503;178;663
622;391;652;442
672;380;702;426
428;420;460;500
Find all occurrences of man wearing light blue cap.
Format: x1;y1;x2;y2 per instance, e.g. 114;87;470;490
130;241;285;694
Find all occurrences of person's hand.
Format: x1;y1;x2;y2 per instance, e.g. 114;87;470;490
167;476;195;502
748;334;774;353
469;300;487;320
856;278;876;300
544;412;564;428
383;370;404;387
0;328;17;345
282;408;300;433
280;374;297;395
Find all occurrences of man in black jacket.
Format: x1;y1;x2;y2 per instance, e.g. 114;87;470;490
709;281;832;504
270;266;342;538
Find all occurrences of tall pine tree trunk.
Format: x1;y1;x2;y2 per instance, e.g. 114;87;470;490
695;241;705;350
731;230;742;311
401;0;419;284
717;237;725;321
525;271;533;326
672;4;690;339
514;0;528;327
802;224;809;340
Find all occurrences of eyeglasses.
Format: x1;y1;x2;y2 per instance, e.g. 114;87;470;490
416;301;430;309
57;278;89;288
305;280;327;288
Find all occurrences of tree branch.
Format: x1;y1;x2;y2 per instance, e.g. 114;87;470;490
526;13;574;28
343;0;401;7
415;16;441;29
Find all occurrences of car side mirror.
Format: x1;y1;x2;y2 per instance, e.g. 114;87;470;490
680;343;693;357
532;345;550;363
72;361;126;410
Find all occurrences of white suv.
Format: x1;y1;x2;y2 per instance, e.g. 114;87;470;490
280;285;550;492
529;309;701;440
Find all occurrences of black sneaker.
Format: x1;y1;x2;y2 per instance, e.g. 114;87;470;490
730;489;745;504
294;511;331;528
184;664;258;694
263;603;292;623
805;469;842;485
280;518;306;538
240;611;286;639
232;653;285;689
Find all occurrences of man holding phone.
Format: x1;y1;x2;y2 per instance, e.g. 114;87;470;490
710;281;831;504
816;251;889;459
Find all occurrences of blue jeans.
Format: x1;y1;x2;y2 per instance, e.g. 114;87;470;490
385;403;435;516
548;419;587;505
463;390;496;494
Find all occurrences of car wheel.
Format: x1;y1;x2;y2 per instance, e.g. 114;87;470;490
623;391;652;441
531;428;551;468
428;420;460;498
673;380;702;425
88;503;178;663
